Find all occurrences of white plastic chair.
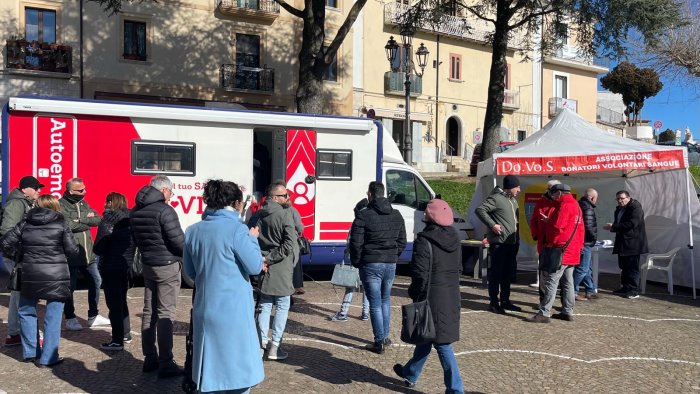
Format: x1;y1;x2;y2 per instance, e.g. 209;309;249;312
640;246;682;295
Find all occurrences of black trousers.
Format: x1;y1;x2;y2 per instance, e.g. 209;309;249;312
618;254;641;292
292;259;304;289
488;243;519;305
102;269;131;344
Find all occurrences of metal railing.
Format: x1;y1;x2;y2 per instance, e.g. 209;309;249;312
217;0;280;13
548;97;578;117
503;89;520;110
383;2;520;47
5;39;72;74
596;105;625;125
220;64;275;93
384;71;422;96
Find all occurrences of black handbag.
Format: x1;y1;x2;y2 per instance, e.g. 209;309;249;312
400;241;436;345
7;266;21;291
297;235;311;256
538;215;580;273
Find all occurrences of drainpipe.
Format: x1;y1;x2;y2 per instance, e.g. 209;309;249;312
434;35;440;153
79;0;84;98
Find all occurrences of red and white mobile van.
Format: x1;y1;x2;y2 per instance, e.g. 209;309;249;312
3;96;442;266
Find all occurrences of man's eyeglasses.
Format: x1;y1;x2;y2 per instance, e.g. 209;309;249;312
273;194;288;198
616;197;628;201
72;189;86;193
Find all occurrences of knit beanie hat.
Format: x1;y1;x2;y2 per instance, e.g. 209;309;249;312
424;199;453;226
503;175;520;190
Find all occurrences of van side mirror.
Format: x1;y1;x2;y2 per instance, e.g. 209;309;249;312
304;175;316;184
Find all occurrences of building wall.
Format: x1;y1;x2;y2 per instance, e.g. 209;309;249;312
542;63;600;125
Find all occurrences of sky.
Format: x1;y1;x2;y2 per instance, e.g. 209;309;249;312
641;77;700;138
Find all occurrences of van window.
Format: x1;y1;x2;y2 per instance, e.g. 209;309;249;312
132;141;195;176
317;149;352;180
386;170;431;210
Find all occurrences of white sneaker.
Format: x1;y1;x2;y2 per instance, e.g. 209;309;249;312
65;318;83;331
529;282;539;288
88;315;111;328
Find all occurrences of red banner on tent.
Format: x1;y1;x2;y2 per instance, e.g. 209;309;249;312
496;150;686;175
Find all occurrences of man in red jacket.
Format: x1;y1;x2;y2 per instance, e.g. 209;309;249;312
527;183;584;323
528;179;560;291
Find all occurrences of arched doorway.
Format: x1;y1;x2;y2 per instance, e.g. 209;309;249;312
446;116;460;156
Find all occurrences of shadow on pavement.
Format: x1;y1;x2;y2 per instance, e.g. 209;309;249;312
280;343;420;392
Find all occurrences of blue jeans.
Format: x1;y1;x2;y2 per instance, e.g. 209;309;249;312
64;261;102;319
360;263;396;343
18;295;64;365
338;285;369;317
4;257;20;336
401;342;464;393
258;294;291;347
573;245;597;294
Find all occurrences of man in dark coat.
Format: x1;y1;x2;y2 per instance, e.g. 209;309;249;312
574;188;600;300
393;199;463;391
349;181;406;354
131;175;185;378
604;190;649;299
1;175;42;347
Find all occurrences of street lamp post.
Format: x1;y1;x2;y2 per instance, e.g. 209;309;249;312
385;28;429;165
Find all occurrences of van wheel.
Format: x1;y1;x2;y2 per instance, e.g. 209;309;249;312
182;271;194;288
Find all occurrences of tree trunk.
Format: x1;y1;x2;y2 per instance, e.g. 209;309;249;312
481;8;510;161
295;1;327;114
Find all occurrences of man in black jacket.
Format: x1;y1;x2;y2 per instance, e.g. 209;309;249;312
604;190;649;299
349;181;406;354
574;188;600;301
130;175;185;378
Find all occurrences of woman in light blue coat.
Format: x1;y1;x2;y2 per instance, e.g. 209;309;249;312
184;180;264;393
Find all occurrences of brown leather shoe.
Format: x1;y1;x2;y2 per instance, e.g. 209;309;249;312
526;314;551;323
295;288;305;295
587;293;601;300
575;294;588;301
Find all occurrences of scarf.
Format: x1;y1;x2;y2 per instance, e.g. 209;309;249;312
63;190;84;204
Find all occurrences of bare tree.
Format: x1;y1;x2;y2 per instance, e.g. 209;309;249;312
399;0;683;160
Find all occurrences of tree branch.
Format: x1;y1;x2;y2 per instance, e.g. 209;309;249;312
274;0;304;18
324;0;368;64
464;5;496;24
507;7;555;31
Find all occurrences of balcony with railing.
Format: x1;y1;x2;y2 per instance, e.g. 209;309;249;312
553;44;595;65
5;39;72;77
220;64;274;93
383;2;519;48
549;97;578;117
597;105;625;125
384;71;422;96
503;89;519;110
216;0;280;21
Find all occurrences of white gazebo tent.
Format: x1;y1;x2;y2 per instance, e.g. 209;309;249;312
468;109;697;299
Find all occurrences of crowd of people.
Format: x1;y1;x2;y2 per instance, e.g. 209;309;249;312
0;171;648;393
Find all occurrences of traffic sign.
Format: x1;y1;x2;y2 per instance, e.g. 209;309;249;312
653;120;662;129
473;131;482;144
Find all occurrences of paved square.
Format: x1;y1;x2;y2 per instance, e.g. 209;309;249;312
1;272;698;393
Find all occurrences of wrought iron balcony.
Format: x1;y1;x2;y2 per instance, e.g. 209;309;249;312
5;39;72;76
549;97;578;117
216;0;280;21
383;3;519;48
220;64;274;93
384;71;422;96
503;89;520;110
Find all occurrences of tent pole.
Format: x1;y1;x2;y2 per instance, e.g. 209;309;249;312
686;169;696;299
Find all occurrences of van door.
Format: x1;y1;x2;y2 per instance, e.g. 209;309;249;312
384;167;432;247
286;129;317;240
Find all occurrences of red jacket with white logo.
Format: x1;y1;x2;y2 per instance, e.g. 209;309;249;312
544;193;584;265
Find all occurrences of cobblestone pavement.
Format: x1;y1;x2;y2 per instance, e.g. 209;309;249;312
1;272;699;393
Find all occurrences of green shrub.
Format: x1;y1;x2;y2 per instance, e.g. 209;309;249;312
427;179;475;214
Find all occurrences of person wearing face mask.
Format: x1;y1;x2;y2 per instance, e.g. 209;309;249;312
1;176;43;347
604;190;648;299
59;178;108;331
183;179;264;393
